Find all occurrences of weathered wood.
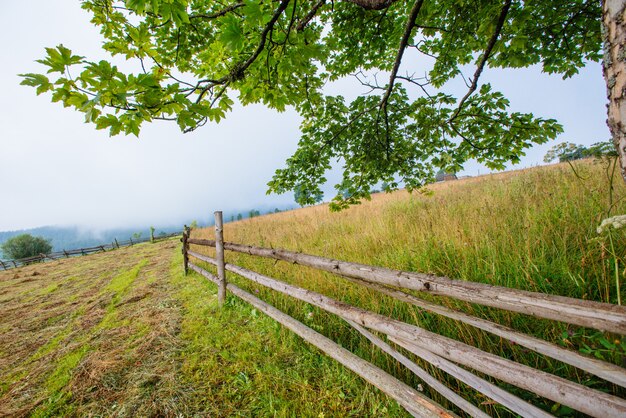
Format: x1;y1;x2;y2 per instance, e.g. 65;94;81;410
0;260;7;269
214;211;227;307
114;238;120;249
186;240;626;334
187;262;455;418
388;336;553;418
182;225;189;275
346;319;490;418
341;275;626;387
185;252;626;418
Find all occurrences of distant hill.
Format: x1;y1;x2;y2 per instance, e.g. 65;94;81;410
0;225;180;259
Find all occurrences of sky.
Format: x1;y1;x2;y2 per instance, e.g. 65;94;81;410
0;1;610;232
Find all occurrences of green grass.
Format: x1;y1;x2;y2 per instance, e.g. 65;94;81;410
2;161;625;417
189;159;626;416
170;250;407;417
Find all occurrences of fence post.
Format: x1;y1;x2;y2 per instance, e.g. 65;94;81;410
114;238;120;249
182;225;189;275
0;260;6;269
215;211;227;307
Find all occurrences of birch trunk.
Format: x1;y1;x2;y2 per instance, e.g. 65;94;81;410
604;0;626;180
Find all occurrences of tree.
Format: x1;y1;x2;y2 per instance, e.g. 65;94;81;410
544;142;586;163
1;234;52;260
237;213;243;221
20;0;623;208
294;184;324;207
544;140;618;163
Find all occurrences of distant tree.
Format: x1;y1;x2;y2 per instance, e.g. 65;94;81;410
230;215;234;222
544;141;617;163
237;213;243;221
149;226;155;242
158;231;167;237
132;232;142;240
274;208;281;213
190;220;199;228
294;184;323;207
544;142;585;163
586;141;618;159
248;209;261;218
1;234;52;260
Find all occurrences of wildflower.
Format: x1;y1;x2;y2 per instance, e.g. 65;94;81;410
597;215;626;234
307;312;314;319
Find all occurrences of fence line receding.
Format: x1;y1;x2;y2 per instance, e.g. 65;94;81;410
0;232;180;271
183;211;626;418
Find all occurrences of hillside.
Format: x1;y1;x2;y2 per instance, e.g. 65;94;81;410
1;159;624;417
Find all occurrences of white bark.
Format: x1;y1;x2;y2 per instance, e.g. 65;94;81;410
603;0;626;180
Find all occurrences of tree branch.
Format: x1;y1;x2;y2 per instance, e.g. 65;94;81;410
189;2;245;20
196;0;291;102
296;0;326;31
345;0;399;10
448;0;511;123
380;0;425;107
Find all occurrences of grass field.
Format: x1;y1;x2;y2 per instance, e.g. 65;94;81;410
1;159;625;417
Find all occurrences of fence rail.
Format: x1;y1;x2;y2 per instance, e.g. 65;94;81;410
184;211;626;418
0;232;180;271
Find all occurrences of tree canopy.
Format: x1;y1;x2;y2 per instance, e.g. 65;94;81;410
1;234;52;260
22;0;605;208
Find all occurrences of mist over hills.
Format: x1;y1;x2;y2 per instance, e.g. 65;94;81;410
0;225;179;258
0;204;297;259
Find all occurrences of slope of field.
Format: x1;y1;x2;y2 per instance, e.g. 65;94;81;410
0;241;403;416
1;159;625;417
189;159;626;416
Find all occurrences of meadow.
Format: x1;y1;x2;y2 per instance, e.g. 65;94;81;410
1;158;624;416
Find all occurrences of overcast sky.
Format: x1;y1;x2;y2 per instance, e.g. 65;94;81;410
0;1;609;231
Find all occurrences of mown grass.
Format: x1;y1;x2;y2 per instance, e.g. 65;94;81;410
189;159;626;416
0;239;405;416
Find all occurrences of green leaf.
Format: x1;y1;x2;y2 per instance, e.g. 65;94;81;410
19;73;52;95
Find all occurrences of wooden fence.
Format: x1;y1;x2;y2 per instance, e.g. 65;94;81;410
184;211;626;417
0;232;180;271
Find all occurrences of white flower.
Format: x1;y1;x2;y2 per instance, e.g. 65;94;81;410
597;215;626;234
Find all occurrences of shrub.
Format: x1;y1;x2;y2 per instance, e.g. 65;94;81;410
1;234;52;259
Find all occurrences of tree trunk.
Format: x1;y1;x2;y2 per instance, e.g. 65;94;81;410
603;0;626;181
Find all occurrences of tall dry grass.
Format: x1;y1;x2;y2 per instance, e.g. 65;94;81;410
191;159;626;416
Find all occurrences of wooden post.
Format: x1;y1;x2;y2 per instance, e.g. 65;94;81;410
63;249;69;258
129;237;133;246
0;260;6;269
215;211;227;307
182;225;189;275
12;260;17;268
114;238;120;249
